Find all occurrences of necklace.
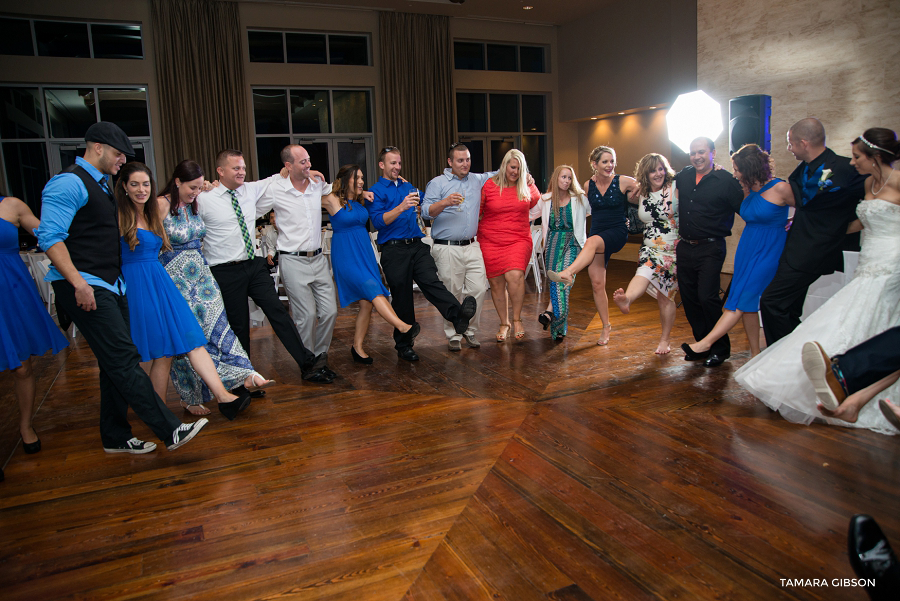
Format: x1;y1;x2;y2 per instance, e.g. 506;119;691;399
871;167;895;197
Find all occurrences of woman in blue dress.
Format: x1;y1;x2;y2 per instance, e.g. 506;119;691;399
115;162;250;420
0;195;68;458
547;146;639;345
158;160;271;416
321;164;419;364
683;144;793;358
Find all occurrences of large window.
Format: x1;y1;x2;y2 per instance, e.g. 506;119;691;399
454;41;546;73
248;30;370;66
252;87;374;185
0;17;143;59
0;85;154;227
456;92;548;190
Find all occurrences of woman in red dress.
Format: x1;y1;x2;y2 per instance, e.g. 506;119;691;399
478;149;541;341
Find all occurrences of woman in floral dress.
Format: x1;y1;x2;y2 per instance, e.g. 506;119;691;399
158;160;271;415
530;165;589;340
611;153;679;354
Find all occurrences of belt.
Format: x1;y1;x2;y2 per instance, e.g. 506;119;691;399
679;237;721;245
432;238;475;246
279;249;322;257
214;258;253;267
381;238;420;247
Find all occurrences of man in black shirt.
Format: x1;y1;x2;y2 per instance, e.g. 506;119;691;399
675;137;744;367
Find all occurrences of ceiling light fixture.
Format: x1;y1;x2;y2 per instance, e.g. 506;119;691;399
618;112;625;115
523;6;533;9
590;117;598;120
649;106;657;109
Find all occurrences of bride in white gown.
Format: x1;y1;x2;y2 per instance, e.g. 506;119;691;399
735;128;900;435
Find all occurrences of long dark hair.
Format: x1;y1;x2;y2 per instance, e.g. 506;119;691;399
115;162;171;252
159;160;204;216
332;164;365;210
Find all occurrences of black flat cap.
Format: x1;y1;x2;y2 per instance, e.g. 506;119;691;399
84;121;135;156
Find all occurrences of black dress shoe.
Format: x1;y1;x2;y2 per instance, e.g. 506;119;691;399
219;390;252;421
453;296;477;334
23;438;41;454
538;311;553;330
681;342;710;361
704;353;729;367
351;346;373;364
302;367;334;383
323;366;338;380
397;347;419;362
848;514;900;600
250;389;266;398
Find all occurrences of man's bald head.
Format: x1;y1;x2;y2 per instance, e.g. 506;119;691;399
787;118;826;163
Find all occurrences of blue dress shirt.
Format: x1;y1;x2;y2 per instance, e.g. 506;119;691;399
368;177;422;244
422;168;496;241
36;156;126;294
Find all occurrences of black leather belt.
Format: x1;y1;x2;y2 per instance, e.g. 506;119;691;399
279;249;322;257
381;238;420;246
679;237;721;245
432;238;475;246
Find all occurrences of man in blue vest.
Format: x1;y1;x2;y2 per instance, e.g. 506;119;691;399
37;122;208;455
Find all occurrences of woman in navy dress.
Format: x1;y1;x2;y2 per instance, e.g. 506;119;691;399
548;146;639;345
683;144;792;357
321;164;419;364
115;162;249;419
0;195;68;459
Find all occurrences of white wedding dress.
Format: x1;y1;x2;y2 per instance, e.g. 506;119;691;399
735;199;900;435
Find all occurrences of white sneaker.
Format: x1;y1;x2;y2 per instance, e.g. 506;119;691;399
166;418;209;451
104;437;157;454
462;333;481;348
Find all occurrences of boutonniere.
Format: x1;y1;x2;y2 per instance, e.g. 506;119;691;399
818;168;833;190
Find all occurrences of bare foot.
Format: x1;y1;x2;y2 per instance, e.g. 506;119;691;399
180;401;212;416
655;341;671;355
817;401;861;423
597;324;612;346
612;288;630;314
244;371;274;390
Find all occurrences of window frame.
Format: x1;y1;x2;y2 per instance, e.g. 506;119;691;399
247;29;371;66
453;40;548;73
0;16;144;59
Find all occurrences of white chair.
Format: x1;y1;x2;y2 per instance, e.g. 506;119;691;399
31;259;78;338
271;263;288;302
526;225;544;290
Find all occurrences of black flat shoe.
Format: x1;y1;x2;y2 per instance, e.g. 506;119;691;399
23;438;41;454
681;342;710;361
538;311;553;330
848;514;900;600
351;346;373;364
302;367;335;383
218;390;252;421
397;347;419;362
453;297;477;334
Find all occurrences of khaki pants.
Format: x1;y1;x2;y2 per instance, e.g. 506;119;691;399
430;241;488;340
279;253;337;356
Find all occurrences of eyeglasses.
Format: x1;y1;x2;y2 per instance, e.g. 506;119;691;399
448;142;462;152
381;146;399;154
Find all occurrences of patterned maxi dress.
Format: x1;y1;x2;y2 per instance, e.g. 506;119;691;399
160;207;255;406
546;202;580;339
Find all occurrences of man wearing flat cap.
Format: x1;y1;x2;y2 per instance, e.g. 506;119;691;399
36;121;208;455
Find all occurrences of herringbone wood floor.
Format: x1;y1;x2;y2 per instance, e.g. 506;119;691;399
1;260;897;600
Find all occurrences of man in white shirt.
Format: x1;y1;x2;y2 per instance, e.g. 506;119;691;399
260;211;278;270
256;145;337;367
199;148;334;384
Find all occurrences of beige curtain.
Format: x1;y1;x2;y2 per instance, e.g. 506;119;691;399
151;0;252;181
378;12;454;189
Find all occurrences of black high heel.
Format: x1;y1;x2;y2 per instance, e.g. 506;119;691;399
351;346;373;364
23;438;41;454
538;311;553;330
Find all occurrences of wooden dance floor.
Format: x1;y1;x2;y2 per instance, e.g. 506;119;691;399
1;260;897;600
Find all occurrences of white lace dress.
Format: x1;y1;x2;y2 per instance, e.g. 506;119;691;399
735;199;900;435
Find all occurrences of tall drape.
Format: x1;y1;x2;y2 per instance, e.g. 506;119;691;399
151;0;252;181
378;12;454;190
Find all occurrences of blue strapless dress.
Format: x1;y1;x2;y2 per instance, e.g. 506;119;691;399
120;229;207;361
330;203;388;307
726;179;789;312
0;198;68;370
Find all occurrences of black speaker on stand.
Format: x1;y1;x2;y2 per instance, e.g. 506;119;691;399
729;94;772;153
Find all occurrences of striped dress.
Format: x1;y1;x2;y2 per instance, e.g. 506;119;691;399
545;201;580;339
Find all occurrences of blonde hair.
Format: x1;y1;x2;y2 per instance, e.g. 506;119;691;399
546;165;585;213
589;145;616;172
492;149;531;200
633;153;675;199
